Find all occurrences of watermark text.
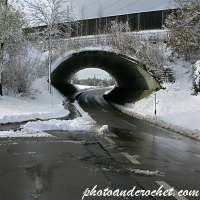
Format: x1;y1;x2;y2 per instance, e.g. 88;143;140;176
82;185;199;200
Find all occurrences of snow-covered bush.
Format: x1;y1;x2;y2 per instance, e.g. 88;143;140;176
106;21;132;54
165;0;200;60
3;44;45;95
105;21;167;81
135;34;166;80
0;1;27;95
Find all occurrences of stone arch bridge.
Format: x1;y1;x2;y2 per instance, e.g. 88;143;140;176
51;50;161;104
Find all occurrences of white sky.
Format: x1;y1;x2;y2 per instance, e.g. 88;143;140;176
70;0;173;20
76;68;110;79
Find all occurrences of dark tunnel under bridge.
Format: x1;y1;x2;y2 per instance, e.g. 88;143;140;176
51;50;161;104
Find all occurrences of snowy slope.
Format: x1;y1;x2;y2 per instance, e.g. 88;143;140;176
111;60;200;140
0;76;69;124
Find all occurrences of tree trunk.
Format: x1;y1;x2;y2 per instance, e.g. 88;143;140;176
48;49;52;93
0;83;2;96
0;43;3;96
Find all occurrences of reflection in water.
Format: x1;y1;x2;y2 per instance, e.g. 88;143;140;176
31;173;43;199
25;164;57;200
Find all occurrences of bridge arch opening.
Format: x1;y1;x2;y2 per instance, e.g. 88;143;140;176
72;68;115;87
51;50;161;104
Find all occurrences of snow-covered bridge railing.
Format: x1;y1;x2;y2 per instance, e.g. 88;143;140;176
67;30;169;48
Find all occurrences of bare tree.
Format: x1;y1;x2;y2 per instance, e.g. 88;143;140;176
25;0;75;92
79;3;86;36
98;2;103;18
80;3;86;20
97;2;103;34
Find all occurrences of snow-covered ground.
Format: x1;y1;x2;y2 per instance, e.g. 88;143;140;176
0;77;97;138
75;84;98;90
111;60;200;140
20;100;96;132
0;76;68;124
0;53;200;140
